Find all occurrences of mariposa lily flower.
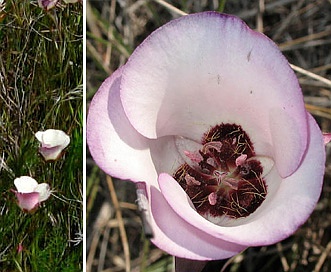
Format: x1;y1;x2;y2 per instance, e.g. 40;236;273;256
323;133;331;145
35;129;70;161
13;176;51;212
87;11;326;266
17;242;24;253
38;0;59;10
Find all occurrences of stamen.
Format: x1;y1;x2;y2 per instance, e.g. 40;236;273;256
184;150;203;163
185;174;201;186
208;192;217;205
235;154;247;166
202;141;223;154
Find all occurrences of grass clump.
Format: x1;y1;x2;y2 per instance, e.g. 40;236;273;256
0;1;82;271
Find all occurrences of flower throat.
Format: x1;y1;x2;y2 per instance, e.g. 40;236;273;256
173;123;268;220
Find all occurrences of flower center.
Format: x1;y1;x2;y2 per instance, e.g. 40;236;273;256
173;124;270;221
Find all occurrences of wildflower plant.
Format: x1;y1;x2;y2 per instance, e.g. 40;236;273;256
88;12;327;269
87;1;331;272
35;129;70;161
0;1;82;271
13;176;51;212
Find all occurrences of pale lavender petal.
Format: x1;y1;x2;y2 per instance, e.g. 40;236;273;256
87;67;157;184
38;0;58;10
149;185;246;260
38;146;63;161
15;192;40;211
121;12;308;177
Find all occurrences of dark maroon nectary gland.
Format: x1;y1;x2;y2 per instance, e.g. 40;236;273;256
173;123;267;220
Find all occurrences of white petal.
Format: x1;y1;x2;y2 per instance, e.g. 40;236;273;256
35;129;70;148
35;183;51;202
14;176;38;193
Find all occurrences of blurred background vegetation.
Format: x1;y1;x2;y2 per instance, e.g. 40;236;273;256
86;0;331;271
0;1;83;271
